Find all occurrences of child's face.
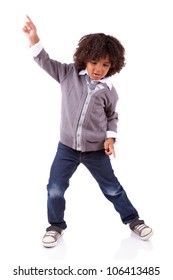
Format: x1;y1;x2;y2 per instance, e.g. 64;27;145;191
86;55;111;80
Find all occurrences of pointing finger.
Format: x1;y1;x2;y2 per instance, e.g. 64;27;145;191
26;15;33;23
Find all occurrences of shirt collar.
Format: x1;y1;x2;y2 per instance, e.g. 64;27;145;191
79;69;112;90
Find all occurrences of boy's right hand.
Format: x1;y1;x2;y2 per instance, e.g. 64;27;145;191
22;15;40;46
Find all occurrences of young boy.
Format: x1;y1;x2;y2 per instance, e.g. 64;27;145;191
23;16;153;248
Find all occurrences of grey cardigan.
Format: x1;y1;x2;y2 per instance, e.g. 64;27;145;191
34;49;119;152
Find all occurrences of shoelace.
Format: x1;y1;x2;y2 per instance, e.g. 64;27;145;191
134;224;147;232
45;231;57;236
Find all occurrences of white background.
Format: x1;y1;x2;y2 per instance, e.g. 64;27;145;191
0;0;172;279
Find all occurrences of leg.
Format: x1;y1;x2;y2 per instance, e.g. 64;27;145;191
82;150;139;224
47;142;80;230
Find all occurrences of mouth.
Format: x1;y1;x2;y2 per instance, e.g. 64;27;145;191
92;73;101;80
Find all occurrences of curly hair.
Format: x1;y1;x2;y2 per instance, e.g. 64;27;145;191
73;33;125;77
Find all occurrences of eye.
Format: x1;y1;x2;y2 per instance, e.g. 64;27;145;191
90;60;97;65
103;63;110;68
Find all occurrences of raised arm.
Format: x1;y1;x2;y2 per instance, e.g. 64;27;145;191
22;15;40;46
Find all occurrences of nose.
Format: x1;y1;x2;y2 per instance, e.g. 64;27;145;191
95;63;102;72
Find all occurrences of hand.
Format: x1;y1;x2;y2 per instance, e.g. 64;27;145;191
22;15;40;46
104;138;116;157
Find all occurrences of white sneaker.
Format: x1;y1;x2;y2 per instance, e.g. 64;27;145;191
130;219;153;240
42;226;63;248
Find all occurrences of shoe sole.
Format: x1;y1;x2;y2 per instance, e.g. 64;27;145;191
42;232;63;248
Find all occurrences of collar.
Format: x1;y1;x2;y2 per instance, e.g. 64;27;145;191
79;69;112;90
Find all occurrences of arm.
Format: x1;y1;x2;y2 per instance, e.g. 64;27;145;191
104;90;119;157
104;112;118;157
22;16;70;83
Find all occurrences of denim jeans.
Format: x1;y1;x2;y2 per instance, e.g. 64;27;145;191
46;142;139;230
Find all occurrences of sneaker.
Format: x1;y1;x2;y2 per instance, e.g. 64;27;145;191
129;219;153;240
42;226;63;248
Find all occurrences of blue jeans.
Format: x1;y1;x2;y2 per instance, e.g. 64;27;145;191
46;142;139;230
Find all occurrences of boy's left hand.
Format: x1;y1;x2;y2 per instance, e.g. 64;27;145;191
104;138;116;157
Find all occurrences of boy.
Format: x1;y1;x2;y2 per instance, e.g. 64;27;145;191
23;16;153;248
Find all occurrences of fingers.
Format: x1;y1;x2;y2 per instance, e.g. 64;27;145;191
25;15;35;28
26;15;33;23
23;15;36;34
105;147;116;157
104;141;116;157
22;25;29;34
104;144;116;157
22;22;32;34
112;149;116;158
